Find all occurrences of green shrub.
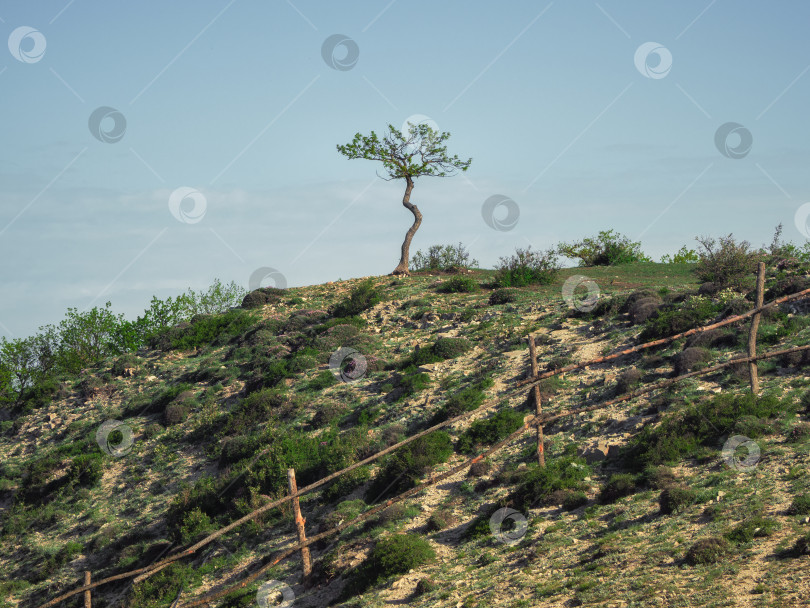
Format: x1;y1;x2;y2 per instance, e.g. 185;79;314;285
365;432;453;503
623;392;790;468
788;494;810;515
489;288;519;305
640;297;721;341
69;453;104;488
431;386;487;424
341;534;436;599
493;246;560;287
792;531;810;556
509;456;591;511
308;370;339;391
659;485;697;514
671;347;713;376
164;309;258;351
437;276;480;293
164;402;190;426
411;242;478;271
455;409;524;454
110;353;141;376
561;490;588;511
331;279;382;318
179;507;213;544
241;287;285;309
224;388;287;435
598;473;638;504
395;365;431;399
660;246;700;264
287;354;319;373
556;230;651;266
685;537;731;565
693;234;759;290
412;337;473;366
725;517;779;544
322;466;371;503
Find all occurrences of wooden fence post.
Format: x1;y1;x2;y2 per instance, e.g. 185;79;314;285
84;571;91;608
748;262;766;394
527;335;546;467
287;468;312;581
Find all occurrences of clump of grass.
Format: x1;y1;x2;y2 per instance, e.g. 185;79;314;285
430;383;488;424
411;337;474;366
509;456;591;511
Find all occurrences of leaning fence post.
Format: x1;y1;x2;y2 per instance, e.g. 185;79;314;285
527;335;546;467
748;261;766;394
287;468;312;581
84;571;91;608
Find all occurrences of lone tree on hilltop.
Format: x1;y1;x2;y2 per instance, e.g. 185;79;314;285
337;123;472;275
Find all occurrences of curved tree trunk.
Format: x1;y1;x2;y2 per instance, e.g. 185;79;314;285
391;176;420;275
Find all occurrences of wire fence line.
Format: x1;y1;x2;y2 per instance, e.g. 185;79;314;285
174;342;810;607
38;283;810;607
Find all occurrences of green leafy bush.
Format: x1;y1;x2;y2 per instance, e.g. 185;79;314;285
69;453;104;488
639;297;721;341
509;456;591;511
341;534;436;599
556;230;651;266
308;370;339;391
162;309;258;351
365;432;453;503
788;494;810;515
623;392;791;468
411;242;478;271
395;365;431;399
455;409;524;454
693;233;759;290
493;246;560;287
437;276;480;293
430;385;487;424
659;485;697;514
322;466;371;503
411;337;473;366
660;246;699;264
598;473;638;504
330;279;382;318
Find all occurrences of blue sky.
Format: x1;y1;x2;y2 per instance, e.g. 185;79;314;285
2;1;809;339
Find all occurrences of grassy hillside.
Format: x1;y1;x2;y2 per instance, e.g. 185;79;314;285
2;261;810;608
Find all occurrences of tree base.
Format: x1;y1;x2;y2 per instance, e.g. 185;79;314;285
391;266;410;276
